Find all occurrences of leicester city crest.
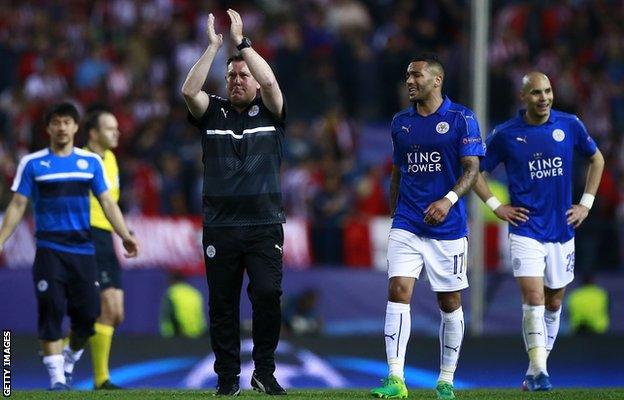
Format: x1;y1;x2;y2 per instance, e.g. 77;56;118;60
552;129;565;142
436;121;450;134
248;105;260;117
206;245;216;258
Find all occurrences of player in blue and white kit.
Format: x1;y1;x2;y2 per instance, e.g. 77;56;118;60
371;55;484;400
0;103;139;391
474;72;604;391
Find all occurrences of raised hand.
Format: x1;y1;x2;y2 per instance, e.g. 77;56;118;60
226;8;244;45
206;13;223;47
493;204;529;227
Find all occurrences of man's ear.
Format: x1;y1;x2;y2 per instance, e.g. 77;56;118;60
434;75;443;88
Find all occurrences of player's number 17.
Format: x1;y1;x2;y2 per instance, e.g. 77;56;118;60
453;253;465;274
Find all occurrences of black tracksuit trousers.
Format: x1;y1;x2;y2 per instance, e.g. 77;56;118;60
202;224;284;381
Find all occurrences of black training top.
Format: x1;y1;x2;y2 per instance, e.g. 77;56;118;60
188;95;286;227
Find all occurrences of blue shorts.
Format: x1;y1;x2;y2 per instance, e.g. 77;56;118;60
33;247;100;341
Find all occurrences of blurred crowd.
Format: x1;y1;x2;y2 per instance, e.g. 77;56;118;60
0;0;622;269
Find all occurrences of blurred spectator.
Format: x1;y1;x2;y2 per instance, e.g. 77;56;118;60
159;272;207;339
566;275;610;335
283;288;322;336
311;171;350;265
0;0;621;269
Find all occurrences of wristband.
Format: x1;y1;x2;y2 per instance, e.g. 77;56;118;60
444;191;459;205
485;196;502;211
579;193;595;209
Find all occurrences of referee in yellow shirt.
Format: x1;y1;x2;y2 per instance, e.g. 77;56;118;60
84;109;125;390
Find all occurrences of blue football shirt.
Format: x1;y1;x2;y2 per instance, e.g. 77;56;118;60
481;109;598;243
11;147;110;254
391;96;485;240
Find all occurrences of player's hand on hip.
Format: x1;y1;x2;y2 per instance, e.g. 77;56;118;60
494;204;529;226
424;198;452;225
227;9;244;45
206;13;223;47
567;204;589;228
122;234;140;258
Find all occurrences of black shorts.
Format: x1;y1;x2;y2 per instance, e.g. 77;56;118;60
33;247;100;341
92;227;122;290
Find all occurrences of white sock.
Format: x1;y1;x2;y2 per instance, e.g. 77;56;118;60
544;307;562;356
43;354;65;386
522;304;547;376
438;307;464;385
384;301;411;380
62;345;84;375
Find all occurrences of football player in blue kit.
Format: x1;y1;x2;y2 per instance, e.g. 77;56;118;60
371;54;484;400
0;103;139;390
474;72;604;391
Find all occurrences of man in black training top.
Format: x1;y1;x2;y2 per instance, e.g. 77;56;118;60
181;9;287;397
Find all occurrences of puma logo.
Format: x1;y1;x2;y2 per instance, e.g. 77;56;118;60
401;125;411;133
516;136;527;144
274;244;282;254
40;160;50;168
547;335;554;339
221;108;228;118
528;332;542;336
385;333;397;341
444;344;459;352
456;276;462;281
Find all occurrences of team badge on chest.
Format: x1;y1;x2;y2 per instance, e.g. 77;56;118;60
552;129;565;142
436;121;450;134
76;159;89;170
248;105;260;117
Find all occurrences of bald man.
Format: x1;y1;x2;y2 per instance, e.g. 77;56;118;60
474;72;604;391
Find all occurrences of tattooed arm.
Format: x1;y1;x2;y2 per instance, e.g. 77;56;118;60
424;156;479;225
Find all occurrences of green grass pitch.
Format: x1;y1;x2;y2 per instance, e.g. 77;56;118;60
10;389;624;399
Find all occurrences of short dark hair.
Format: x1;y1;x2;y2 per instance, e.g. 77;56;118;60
44;102;80;125
84;107;112;133
226;54;245;67
411;53;445;76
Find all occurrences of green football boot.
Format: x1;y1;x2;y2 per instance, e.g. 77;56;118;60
435;381;456;400
370;375;408;398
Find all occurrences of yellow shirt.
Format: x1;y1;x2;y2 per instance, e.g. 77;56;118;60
86;148;120;231
480;179;510;223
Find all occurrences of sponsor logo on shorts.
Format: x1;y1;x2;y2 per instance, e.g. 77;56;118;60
36;280;48;292
206;245;216;258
